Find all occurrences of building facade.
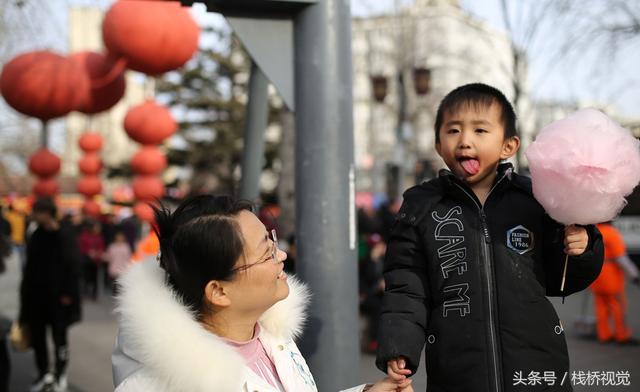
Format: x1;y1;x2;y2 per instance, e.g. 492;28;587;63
352;0;536;195
63;7;148;181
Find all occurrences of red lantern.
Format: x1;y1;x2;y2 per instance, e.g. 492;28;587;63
77;176;103;197
29;148;61;178
78;132;103;153
124;100;177;145
0;51;88;120
132;176;164;201
71;51;126;114
33;178;59;197
131;146;167;175
102;1;200;75
134;201;155;223
78;153;103;175
82;199;102;218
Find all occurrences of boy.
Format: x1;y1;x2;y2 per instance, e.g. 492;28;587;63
376;83;604;392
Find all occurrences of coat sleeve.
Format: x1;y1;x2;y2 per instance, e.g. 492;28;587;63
375;204;429;375
542;217;604;297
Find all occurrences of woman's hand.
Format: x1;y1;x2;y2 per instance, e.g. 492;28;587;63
365;376;412;392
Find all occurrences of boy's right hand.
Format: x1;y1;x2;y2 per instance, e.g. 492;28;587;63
387;357;412;382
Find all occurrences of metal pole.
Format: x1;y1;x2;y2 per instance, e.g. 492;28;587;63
395;71;407;200
41;120;48;149
294;1;359;390
239;61;270;201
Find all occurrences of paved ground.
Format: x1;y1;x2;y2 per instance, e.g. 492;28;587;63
4;249;639;391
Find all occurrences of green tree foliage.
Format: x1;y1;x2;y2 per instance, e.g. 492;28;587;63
156;25;282;195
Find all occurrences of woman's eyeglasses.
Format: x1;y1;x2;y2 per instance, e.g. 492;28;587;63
232;229;279;272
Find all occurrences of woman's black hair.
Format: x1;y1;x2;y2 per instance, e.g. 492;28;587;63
152;195;253;317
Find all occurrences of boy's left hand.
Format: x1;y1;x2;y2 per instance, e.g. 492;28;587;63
564;225;588;256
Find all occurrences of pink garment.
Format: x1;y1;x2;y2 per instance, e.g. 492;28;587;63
105;242;132;278
224;325;285;391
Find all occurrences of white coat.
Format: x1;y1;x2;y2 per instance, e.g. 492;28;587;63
112;259;366;392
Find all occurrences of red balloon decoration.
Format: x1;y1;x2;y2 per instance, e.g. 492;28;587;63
78;153;103;175
0;51;88;120
28;148;61;178
134;201;155;223
71;51;126;114
131;146;167;175
124;100;177;145
102;0;200;75
77;176;103;197
82;199;102;218
132;176;164;201
78;132;103;153
33;178;59;197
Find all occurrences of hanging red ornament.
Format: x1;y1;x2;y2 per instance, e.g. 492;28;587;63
133;201;155;223
78;132;104;153
28;148;61;178
132;176;164;201
124;100;177;145
77;176;103;197
0;50;88;120
102;0;200;75
82;199;102;218
71;51;126;114
131;146;167;175
78;153;103;175
33;178;59;197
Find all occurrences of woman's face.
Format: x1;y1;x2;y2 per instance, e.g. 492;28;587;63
226;210;289;314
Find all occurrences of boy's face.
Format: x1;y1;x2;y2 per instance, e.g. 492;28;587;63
436;102;519;188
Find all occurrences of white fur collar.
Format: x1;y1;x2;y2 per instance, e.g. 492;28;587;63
115;259;310;391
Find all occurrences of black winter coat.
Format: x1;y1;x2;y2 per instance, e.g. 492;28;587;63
376;164;604;392
20;224;82;327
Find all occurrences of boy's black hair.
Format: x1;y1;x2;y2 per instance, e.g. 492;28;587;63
434;83;517;143
32;197;57;218
152;195;253;317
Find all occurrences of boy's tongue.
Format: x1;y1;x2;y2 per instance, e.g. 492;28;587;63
460;158;480;176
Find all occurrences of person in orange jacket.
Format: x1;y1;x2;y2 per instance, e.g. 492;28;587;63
131;230;159;263
591;222;640;344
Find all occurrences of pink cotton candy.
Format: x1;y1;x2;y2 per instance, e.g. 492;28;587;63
525;108;640;225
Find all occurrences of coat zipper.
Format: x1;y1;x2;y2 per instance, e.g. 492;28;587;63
452;172;508;392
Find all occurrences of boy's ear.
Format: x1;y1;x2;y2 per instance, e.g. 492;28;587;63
500;136;520;160
435;141;442;157
204;280;231;308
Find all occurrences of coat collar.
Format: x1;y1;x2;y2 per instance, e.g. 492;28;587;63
115;259;310;391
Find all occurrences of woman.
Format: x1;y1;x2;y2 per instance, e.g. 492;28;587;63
112;195;412;391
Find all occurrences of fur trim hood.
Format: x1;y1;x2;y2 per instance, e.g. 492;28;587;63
114;259;311;391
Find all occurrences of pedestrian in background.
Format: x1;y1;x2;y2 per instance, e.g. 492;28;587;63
78;220;104;300
19;198;81;392
0;209;14;392
3;204;26;270
590;222;640;345
104;231;132;295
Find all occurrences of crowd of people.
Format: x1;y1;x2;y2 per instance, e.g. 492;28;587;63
0;199;149;392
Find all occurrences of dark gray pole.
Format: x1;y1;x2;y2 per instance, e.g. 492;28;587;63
41;120;49;148
294;1;359;390
239;61;270;201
